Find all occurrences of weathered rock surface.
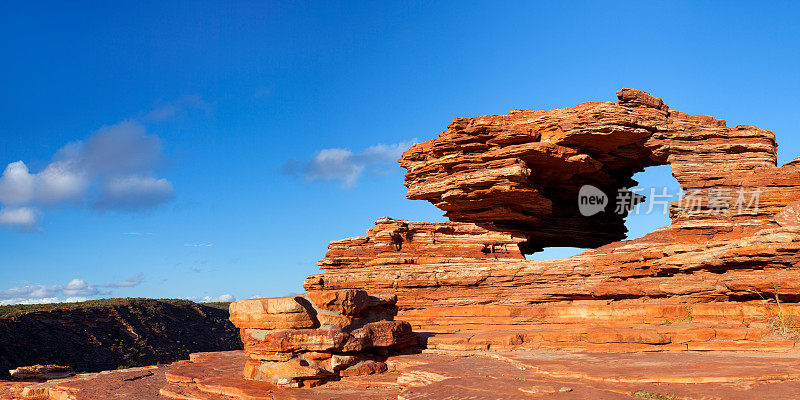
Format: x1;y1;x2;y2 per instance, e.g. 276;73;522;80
398;88;780;249
229;296;316;330
398;350;800;400
5;349;800;399
305;90;800;348
161;351;405;400
315;216;527;271
8;365;73;382
306;219;800;327
230;290;416;387
0;364;168;400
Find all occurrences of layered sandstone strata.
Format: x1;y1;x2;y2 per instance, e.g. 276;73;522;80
229;290;416;387
305;89;800;351
398;88;778;249
308;219;800;309
318;216;528;270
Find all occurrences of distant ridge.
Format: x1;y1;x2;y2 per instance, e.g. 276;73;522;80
0;298;242;379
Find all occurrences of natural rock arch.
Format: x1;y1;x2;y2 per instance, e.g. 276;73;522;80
400;89;777;252
398;89;779;252
306;89;800;334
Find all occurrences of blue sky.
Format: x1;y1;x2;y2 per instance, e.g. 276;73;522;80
1;1;799;304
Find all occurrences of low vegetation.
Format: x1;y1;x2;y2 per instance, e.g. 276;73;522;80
633;391;685;400
747;284;800;340
0;298;229;318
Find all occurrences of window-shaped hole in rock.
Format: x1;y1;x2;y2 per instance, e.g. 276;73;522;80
525;165;680;261
623;164;681;241
525;247;585;261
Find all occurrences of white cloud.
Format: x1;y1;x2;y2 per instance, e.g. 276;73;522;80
64;297;90;303
215;294;235;302
78;121;165;175
307;149;364;188
0;297;60;306
0;120;174;231
0;280;97;302
0;296;91;306
0;160;87;209
0;285;54;300
184;243;213;247
185;294;236;303
0;275;143;305
283;141;413;188
62;279;101;297
0;207;39;231
104;273;144;288
35;161;88;204
0;161;36;205
360;142;413;163
94;176;174;210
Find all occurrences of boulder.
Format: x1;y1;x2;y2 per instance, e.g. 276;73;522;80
228;296;315;329
9;365;74;381
229;290;416;387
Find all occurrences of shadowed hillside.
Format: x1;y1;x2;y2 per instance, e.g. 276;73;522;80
0;298;242;379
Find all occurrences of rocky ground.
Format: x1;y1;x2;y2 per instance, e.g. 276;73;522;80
3;349;800;399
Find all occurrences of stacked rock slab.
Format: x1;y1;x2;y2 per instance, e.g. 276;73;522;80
305;89;800;351
229;290;416;387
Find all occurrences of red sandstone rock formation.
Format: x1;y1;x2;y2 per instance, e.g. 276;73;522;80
305;89;800;352
317;216;527;269
398;88;779;249
229;290;416;387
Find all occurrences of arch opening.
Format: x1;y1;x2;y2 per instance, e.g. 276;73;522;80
623;164;681;241
525;164;680;260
